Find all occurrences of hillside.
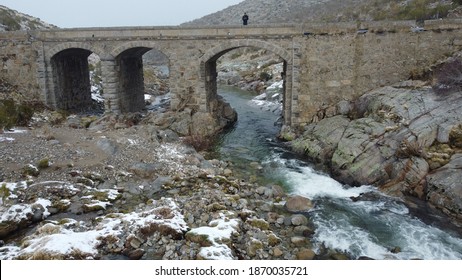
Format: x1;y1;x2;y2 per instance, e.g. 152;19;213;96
182;0;462;26
0;5;56;31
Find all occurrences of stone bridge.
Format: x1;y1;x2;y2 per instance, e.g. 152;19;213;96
2;19;462;132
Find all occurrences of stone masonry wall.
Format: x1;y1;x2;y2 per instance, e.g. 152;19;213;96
0;32;41;101
1;20;462;131
295;20;462;128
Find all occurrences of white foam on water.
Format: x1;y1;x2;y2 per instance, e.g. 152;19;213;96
311;210;391;259
267;156;462;260
390;216;462;259
275;159;375;199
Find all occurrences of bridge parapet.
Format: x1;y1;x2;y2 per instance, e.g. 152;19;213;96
29;25;301;41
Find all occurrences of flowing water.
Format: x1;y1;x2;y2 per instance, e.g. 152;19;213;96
212;86;462;260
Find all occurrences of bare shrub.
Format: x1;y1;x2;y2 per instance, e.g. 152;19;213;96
433;58;462;94
396;139;427;158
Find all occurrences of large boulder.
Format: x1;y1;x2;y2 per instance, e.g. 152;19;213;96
290;115;350;164
331;117;390;186
284;195;314;213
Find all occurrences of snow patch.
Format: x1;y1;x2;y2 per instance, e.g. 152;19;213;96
0;198;188;260
188;212;240;260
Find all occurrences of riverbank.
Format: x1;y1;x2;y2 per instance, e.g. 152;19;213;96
2;84;462;259
0;110;354;260
287;80;462;228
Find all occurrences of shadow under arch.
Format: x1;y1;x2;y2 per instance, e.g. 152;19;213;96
110;41;170;113
48;42;106;111
199;39;293;125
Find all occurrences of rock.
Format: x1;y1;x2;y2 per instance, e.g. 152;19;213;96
127;249;145;260
294;225;315;237
291;236;308;246
129;236;143;249
290;214;308;226
223;168;233;176
330;253;350;260
290;115;350;164
247;218;270;230
336;100;352;115
382;157;429;198
76;177;95;187
146;176;171;197
66;115;82;129
158;129;179;142
31;204;46;222
259;202;273;212
267;233;281;246
129;163;161;179
450;124;462;148
0;221;19;239
255;186;267;195
247;239;263;257
284;195;313;213
426;154;462;217
22;164;39;177
272;247;284;257
331;117;389;186
96;138;118;156
269;184;285;198
390;246;401;254
279;125;296;141
296;248;316;260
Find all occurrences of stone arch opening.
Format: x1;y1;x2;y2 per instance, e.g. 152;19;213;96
200;41;291;126
50;48;98;112
114;46;170;113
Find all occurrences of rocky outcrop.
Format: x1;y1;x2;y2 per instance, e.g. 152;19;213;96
427;154;462;218
141;97;237;138
0;5;57;31
289;81;462;221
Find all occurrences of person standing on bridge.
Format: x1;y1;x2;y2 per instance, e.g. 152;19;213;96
242;13;249;26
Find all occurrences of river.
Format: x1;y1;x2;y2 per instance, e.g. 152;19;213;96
211;85;462;260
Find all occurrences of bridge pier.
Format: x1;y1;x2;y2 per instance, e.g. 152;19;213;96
100;59;120;114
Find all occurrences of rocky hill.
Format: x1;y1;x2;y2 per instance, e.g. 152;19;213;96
0;5;56;31
183;0;461;26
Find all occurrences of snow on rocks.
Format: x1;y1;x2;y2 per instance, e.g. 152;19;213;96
0;198;188;260
186;211;240;260
0;128;27;142
249;80;283;114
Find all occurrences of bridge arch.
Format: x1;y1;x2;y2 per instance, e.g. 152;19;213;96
110;41;170;113
199;39;293;125
47;42;107;111
47;42;106;60
200;40;291;63
110;41;163;58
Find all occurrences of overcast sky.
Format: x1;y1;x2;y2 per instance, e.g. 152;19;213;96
0;0;244;27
